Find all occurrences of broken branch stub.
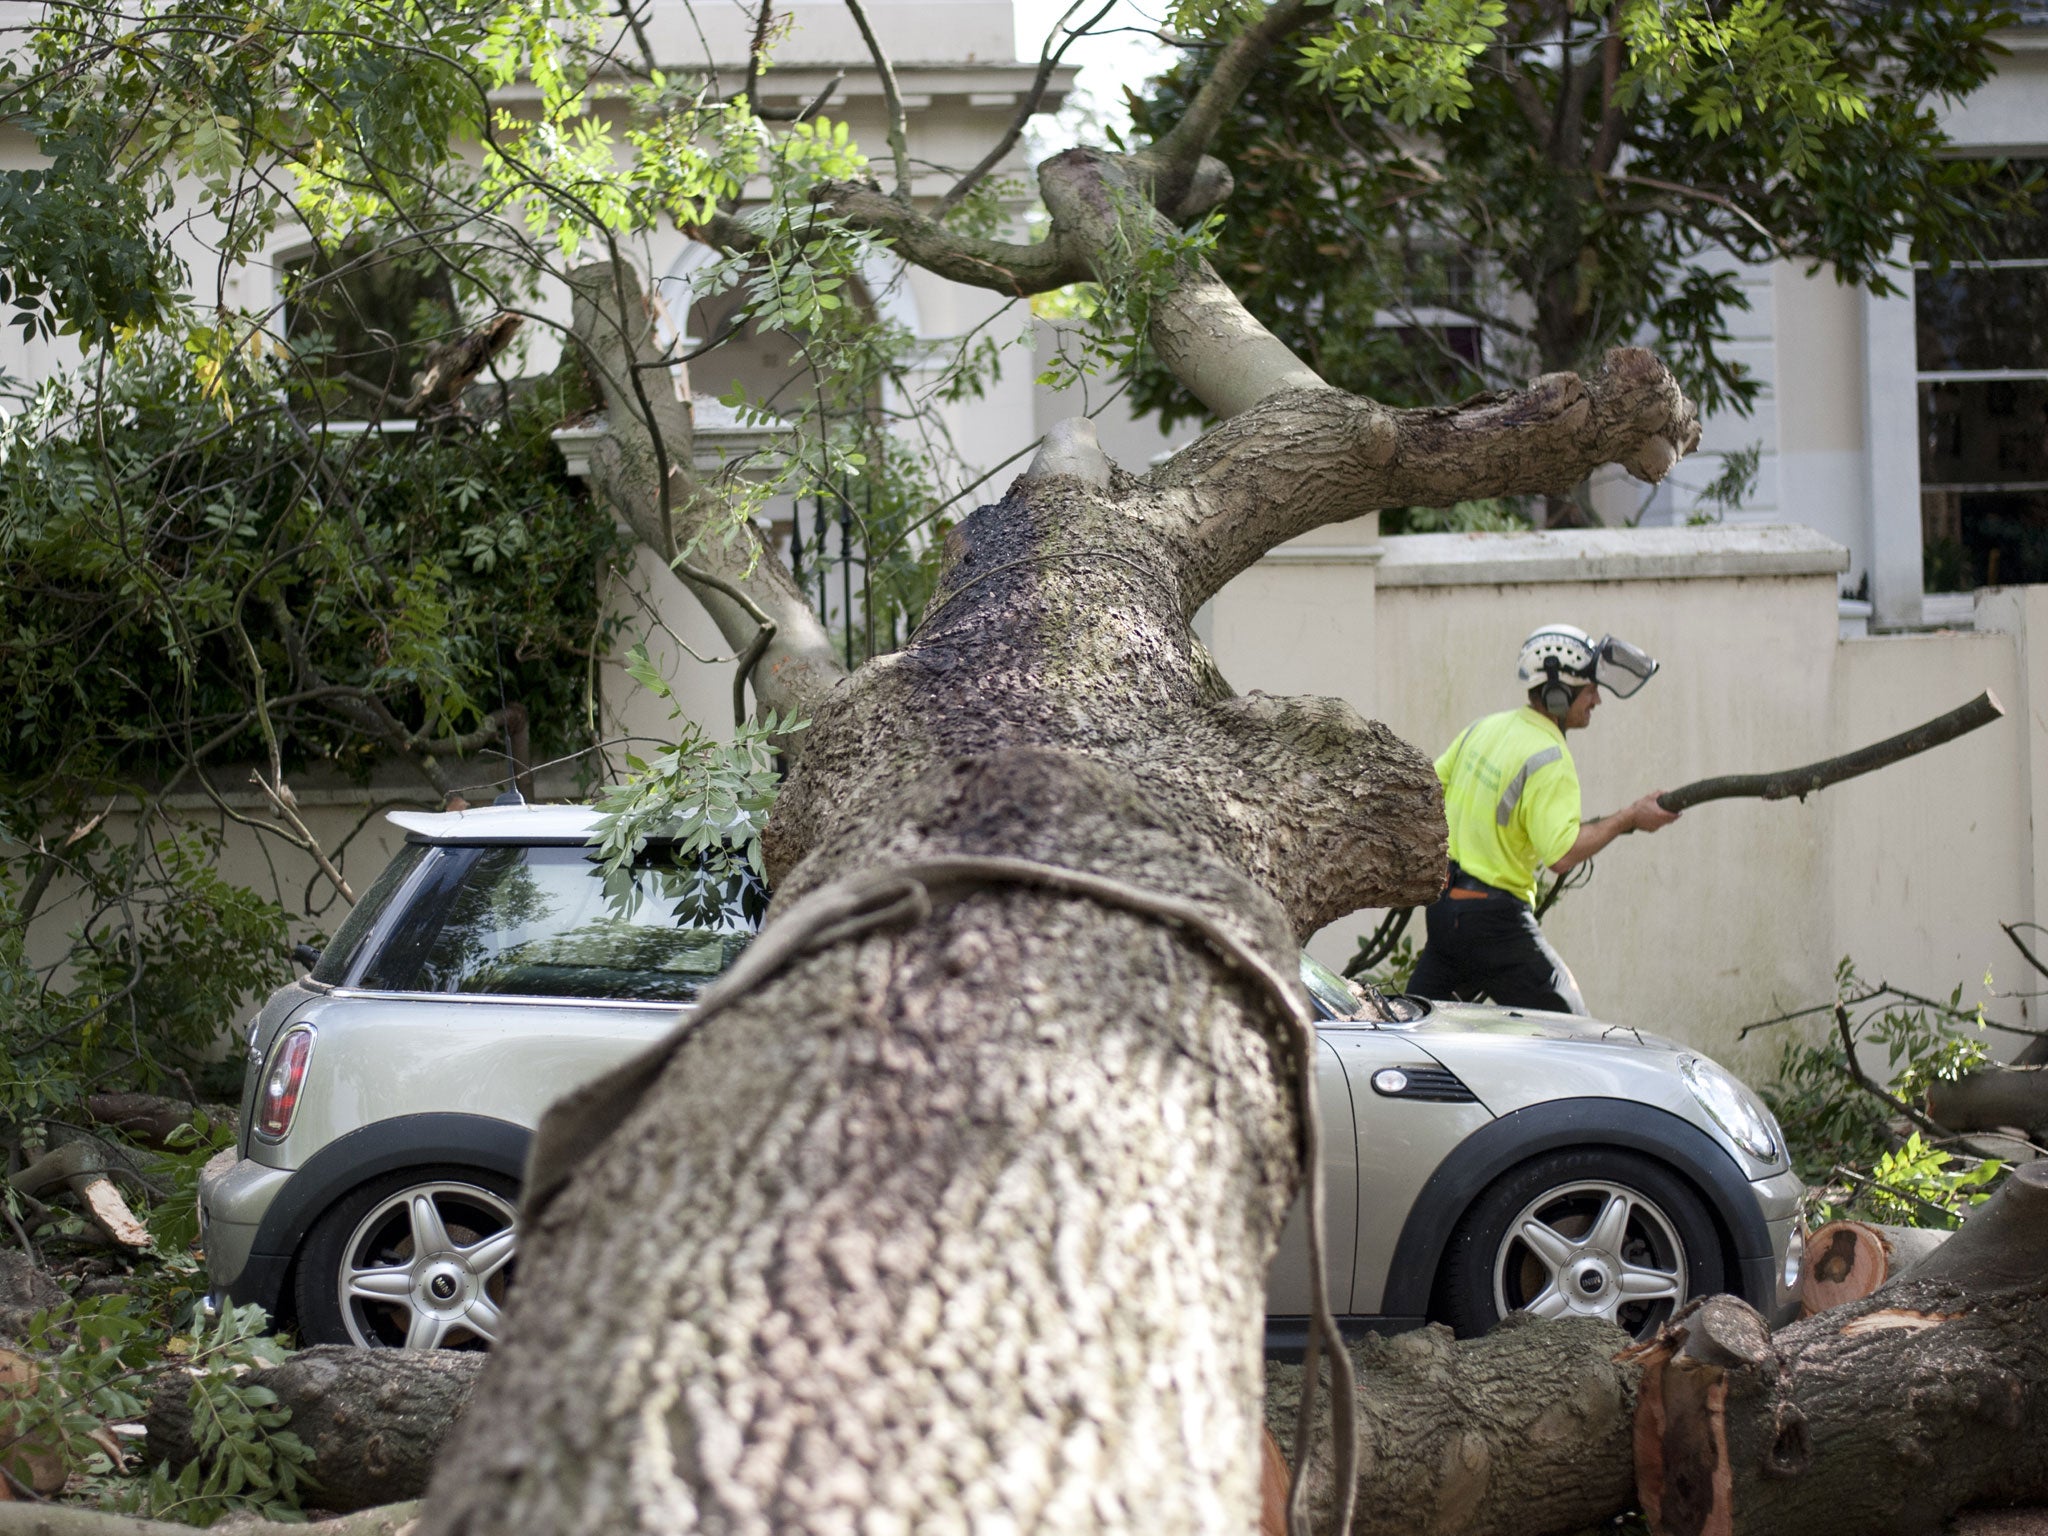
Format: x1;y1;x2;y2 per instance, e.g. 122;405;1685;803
1636;1164;2048;1536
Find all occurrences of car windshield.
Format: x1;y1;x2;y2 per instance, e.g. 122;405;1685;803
1300;952;1367;1020
1298;951;1428;1024
350;843;764;1002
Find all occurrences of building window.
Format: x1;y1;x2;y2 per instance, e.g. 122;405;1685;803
280;242;461;416
1917;162;2048;591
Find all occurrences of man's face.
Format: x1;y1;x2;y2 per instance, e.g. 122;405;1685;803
1563;682;1600;731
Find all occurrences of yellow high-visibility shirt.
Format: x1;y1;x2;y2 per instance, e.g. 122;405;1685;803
1435;707;1582;905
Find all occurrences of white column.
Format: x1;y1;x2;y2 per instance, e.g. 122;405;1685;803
1862;261;1923;628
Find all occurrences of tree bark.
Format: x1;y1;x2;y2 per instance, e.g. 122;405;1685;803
1634;1163;2048;1536
143;1347;482;1514
1928;1065;2048;1138
562;265;846;727
1265;1318;1639;1536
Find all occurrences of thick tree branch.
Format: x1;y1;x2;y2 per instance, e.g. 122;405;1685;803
564;263;845;727
706;189;1090;296
1039;148;1326;420
1139;0;1313;211
1150;348;1700;607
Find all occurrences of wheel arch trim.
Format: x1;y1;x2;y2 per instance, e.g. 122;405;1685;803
1377;1097;1771;1319
235;1114;532;1314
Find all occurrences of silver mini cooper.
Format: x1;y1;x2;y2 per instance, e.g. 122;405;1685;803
200;804;1805;1351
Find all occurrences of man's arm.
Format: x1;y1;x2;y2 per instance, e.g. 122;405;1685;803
1549;791;1680;874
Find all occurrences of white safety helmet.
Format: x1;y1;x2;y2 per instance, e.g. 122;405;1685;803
1518;623;1660;717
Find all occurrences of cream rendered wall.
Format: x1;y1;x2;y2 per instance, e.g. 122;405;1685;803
1825;627;2026;1027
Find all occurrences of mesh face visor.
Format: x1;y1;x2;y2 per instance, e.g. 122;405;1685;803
1594;635;1659;697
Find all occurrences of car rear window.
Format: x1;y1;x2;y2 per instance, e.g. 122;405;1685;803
309;844;429;987
354;844;762;1002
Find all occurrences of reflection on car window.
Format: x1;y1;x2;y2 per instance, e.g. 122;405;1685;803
363;844;764;1001
311;844;428;987
1299;952;1365;1021
1297;951;1429;1025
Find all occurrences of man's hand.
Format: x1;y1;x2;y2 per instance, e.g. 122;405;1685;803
1628;791;1682;833
1551;791;1682;872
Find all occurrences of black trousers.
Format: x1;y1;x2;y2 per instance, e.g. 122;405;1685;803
1407;884;1587;1016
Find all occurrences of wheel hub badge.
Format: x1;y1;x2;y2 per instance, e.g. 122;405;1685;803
430;1273;459;1301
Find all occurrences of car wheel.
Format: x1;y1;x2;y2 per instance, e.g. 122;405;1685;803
293;1169;519;1350
1436;1149;1723;1342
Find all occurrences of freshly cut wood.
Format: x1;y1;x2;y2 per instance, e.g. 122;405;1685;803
1929;1064;2048;1138
1266;1317;1639;1536
8;1143;148;1251
1259;1427;1289;1536
145;1345;483;1513
1798;1221;1949;1316
1635;1162;2048;1536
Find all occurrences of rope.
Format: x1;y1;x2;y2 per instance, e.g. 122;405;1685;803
524;854;1358;1536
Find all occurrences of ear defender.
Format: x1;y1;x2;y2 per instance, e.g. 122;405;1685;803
1540;658;1576;718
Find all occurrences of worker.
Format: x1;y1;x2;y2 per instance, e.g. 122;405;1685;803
1407;623;1678;1016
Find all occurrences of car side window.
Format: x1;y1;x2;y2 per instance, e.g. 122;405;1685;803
362;844;762;1002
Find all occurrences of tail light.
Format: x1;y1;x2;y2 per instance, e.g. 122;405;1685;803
255;1027;316;1141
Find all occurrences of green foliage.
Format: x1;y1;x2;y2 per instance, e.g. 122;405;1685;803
1131;0;2022;441
1818;1131;2001;1228
0;831;289;1126
0;345;619;806
1383;498;1534;535
7;1296;312;1524
1760;960;2004;1229
589;644;803;887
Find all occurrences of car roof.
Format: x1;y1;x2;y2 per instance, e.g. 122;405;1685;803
386;803;604;844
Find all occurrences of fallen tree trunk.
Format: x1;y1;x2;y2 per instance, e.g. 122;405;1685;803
1265;1317;1639;1536
1634;1162;2048;1536
144;1346;482;1512
1798;1221;1949;1316
1928;1065;2048;1139
0;1502;416;1534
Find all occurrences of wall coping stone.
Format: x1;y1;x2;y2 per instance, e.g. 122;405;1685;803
1373;524;1850;587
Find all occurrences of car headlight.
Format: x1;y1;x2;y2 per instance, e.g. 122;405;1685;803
1681;1055;1783;1164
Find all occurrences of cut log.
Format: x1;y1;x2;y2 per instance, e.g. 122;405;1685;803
1266;1317;1639;1536
1929;1065;2048;1139
144;1345;483;1513
1798;1221;1950;1316
1635;1162;2048;1536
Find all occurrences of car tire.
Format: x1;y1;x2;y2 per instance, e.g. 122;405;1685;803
1436;1148;1723;1342
293;1167;520;1350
